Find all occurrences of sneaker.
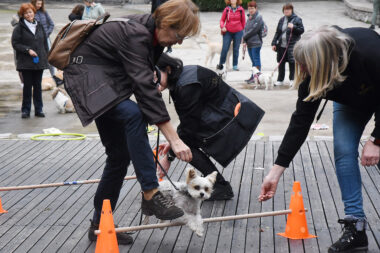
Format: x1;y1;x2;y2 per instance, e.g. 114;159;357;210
216;64;224;70
274;81;284;86
289;80;294;87
35;112;45;117
206;181;234;201
21;112;30;119
88;219;133;245
233;66;239;71
369;25;375;30
328;217;368;253
166;46;173;53
141;191;184;220
245;74;254;83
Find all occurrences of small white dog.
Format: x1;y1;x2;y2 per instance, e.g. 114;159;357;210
51;87;75;113
146;168;217;237
251;67;274;90
201;34;232;70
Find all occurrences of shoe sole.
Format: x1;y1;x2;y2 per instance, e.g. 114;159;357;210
142;209;184;220
328;246;368;253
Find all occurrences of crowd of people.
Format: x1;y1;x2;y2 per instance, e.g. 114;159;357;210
9;0;380;252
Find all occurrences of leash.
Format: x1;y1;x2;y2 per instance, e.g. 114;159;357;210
271;27;293;76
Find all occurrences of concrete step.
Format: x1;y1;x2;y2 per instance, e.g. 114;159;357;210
344;0;380;25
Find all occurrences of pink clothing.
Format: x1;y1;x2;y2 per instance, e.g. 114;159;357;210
220;6;246;33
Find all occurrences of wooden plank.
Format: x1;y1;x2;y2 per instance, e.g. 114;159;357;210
259;141;274;253
300;143;332;251
0;140;21;159
308;141;341;242
231;142;255;253
272;141;290;253
214;147;247;253
0;141;101;252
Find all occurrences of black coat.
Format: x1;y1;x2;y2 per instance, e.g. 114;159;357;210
271;13;304;63
275;27;380;168
170;65;264;167
11;18;49;71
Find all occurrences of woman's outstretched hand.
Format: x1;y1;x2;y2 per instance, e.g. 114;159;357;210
258;164;286;201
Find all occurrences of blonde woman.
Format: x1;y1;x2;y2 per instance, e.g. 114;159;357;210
63;0;200;245
259;26;380;252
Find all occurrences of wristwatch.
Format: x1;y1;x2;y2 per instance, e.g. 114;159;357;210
167;149;176;162
369;136;380;146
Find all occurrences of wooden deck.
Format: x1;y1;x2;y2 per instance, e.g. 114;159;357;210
0;139;379;253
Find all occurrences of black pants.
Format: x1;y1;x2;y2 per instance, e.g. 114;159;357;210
277;47;295;82
20;70;43;114
186;143;226;184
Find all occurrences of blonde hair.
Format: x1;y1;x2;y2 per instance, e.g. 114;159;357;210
153;0;200;38
293;26;353;101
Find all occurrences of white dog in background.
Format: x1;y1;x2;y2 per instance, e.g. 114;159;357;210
251;67;274;90
145;168;217;237
201;34;232;70
51;87;75;113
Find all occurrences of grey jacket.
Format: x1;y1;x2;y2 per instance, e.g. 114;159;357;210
63;14;167;127
243;12;263;48
82;3;105;20
35;10;54;37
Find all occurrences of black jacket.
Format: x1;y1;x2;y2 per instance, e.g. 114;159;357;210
271;13;304;63
63;14;166;127
11;18;49;71
170;65;264;167
276;27;380;168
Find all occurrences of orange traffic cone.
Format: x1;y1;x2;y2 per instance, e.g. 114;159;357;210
0;197;7;214
95;199;119;253
278;181;316;239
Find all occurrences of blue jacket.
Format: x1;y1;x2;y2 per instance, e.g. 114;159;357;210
34;10;54;37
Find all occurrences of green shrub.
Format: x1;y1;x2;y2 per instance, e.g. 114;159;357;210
194;0;249;12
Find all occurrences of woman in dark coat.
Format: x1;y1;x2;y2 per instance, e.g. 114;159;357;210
12;3;48;118
271;3;304;87
260;26;380;253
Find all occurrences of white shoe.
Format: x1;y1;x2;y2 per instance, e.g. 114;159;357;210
274;81;284;86
289;80;294;87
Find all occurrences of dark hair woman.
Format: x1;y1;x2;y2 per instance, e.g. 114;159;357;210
217;0;245;71
69;4;84;21
260;26;380;253
63;0;200;245
271;3;304;87
12;3;49;118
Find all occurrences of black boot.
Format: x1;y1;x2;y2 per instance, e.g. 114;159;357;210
88;219;133;245
328;217;368;253
141;191;184;220
216;64;223;70
206;181;234;201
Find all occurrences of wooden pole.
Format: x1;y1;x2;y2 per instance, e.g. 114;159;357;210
95;209;308;235
0;176;137;191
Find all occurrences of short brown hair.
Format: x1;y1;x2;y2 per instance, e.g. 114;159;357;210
225;0;243;5
18;3;36;17
31;0;44;12
247;1;257;8
153;0;200;39
282;3;294;13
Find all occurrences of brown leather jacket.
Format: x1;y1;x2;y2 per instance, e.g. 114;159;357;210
64;14;167;126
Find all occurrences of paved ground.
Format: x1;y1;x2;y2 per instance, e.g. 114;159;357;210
0;139;378;252
0;1;378;138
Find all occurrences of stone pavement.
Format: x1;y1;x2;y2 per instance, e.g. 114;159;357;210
0;1;377;138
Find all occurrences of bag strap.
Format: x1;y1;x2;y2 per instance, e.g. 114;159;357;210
95;12;110;25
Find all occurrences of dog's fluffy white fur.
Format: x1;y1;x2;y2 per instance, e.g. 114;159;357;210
51;87;75;113
201;34;232;70
157;168;217;237
251;67;274;90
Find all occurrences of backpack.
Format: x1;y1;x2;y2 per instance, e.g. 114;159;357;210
48;12;110;70
255;14;268;38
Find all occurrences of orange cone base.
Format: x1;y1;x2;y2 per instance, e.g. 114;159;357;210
0;209;7;214
278;232;316;240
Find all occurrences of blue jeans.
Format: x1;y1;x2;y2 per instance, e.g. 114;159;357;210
219;30;244;67
333;102;375;218
92;99;159;223
247;46;261;68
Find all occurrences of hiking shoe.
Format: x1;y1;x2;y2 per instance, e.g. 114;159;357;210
369;25;375;30
141;191;184;220
21;112;30;119
216;64;223;70
35;112;45;117
328;217;368;253
245;74;254;83
88;219;133;245
206;181;234;201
